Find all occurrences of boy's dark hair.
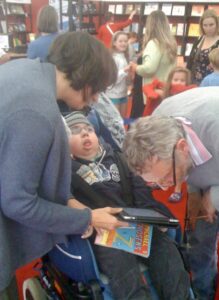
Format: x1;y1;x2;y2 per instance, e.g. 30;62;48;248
37;5;58;34
48;32;117;97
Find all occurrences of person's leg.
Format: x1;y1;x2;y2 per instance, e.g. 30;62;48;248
187;216;219;300
92;245;153;300
119;98;128;119
147;227;192;300
0;277;19;300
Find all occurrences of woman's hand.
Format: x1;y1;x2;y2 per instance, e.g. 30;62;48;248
129;10;137;20
129;61;138;73
91;207;128;230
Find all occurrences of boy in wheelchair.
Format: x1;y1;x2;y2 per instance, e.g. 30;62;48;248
49;111;192;300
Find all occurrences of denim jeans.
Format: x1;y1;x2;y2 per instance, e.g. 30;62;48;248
187;215;219;300
93;228;192;300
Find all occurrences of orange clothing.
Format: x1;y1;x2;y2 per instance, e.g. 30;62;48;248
142;80;197;117
97;19;132;48
142;79;165;116
169;83;197;96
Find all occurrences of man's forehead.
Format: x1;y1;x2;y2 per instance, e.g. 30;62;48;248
136;155;158;174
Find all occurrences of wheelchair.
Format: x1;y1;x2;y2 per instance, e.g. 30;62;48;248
22;235;159;300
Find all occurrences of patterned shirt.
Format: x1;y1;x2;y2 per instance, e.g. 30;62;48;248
193;39;219;85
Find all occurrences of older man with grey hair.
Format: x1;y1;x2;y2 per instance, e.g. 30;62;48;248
123;86;219;300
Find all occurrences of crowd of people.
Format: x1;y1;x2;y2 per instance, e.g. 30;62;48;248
1;4;219;300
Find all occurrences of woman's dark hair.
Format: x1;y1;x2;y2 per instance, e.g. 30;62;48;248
105;12;113;22
37;5;58;34
48;32;117;96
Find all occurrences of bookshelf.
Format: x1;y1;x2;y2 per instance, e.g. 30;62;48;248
58;0;101;34
0;0;32;53
97;1;219;58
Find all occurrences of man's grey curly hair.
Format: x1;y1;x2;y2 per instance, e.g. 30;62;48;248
123;116;185;173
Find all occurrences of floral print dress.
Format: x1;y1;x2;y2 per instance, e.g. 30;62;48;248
192;39;219;85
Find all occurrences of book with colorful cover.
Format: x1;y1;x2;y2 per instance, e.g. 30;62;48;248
95;223;153;258
191;5;205;17
188;23;199;37
208;5;219;16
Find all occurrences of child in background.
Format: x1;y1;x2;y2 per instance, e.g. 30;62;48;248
164;66;197;202
128;31;139;62
106;31;131;118
164;66;196;98
200;48;219;87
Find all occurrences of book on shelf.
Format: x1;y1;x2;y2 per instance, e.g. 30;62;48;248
9;4;25;14
0;3;5;16
188;23;199;37
208;5;219;16
172;5;185;16
95;223;153;258
134;4;141;15
87;2;96;14
177;45;182;56
0;20;7;33
170;23;177;35
108;4;115;14
0;34;9;50
61;0;68;14
13;37;22;47
125;4;134;15
28;32;35;42
131;22;139;33
191;4;205;17
6;0;31;3
176;23;185;36
115;4;123;15
161;3;172;16
144;3;158;16
185;43;193;57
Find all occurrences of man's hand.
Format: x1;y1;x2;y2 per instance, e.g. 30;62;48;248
91;207;128;230
187;192;203;230
201;189;217;223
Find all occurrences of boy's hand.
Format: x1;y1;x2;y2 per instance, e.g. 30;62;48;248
91;207;128;230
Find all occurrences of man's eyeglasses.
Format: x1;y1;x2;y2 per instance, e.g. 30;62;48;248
70;125;94;135
172;143;177;187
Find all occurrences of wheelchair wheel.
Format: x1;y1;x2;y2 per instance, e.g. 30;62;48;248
23;277;47;300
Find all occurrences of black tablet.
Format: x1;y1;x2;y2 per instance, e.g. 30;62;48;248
118;208;179;228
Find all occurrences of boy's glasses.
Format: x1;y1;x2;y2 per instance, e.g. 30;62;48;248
71;125;94;135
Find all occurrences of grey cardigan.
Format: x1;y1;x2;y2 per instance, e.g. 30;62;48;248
0;59;91;291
